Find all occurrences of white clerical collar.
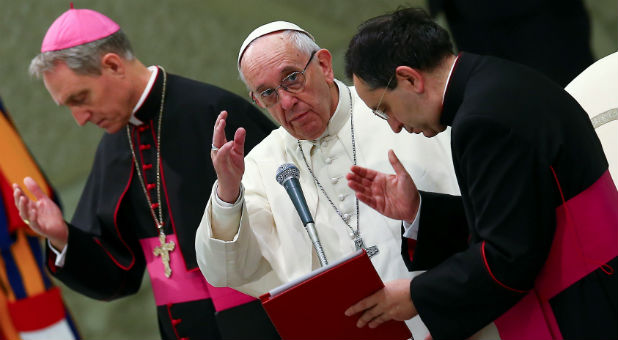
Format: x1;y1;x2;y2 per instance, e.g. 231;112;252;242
442;55;459;104
129;65;159;126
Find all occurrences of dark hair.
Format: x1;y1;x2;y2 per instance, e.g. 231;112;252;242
345;7;454;90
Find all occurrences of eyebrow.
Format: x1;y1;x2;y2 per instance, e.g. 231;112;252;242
255;65;304;93
63;90;88;106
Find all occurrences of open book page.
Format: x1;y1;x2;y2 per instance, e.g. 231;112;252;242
269;250;364;297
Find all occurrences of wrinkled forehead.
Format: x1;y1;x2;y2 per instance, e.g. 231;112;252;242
240;34;307;88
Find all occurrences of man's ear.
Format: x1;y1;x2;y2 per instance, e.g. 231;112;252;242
100;53;125;76
315;48;334;82
395;66;424;93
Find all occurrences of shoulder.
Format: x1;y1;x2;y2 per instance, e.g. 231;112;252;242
166;73;246;104
164;73;261;120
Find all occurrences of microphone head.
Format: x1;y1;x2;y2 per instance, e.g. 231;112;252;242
276;163;300;185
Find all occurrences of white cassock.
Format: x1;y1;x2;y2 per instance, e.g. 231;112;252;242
196;79;498;339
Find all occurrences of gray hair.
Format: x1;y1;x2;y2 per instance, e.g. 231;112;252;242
29;29;135;78
238;30;320;87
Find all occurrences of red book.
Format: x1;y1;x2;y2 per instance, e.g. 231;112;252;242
260;250;412;339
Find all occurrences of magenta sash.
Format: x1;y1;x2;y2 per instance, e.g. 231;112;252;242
495;170;618;339
140;234;255;310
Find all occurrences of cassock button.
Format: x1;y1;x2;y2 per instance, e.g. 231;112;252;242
343;213;351;223
338;194;346;201
331;177;339;184
325;157;333;164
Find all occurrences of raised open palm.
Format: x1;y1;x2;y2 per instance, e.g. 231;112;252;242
346;150;420;221
13;177;68;249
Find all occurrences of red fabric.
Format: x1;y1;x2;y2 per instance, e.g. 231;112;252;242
407;238;417;262
7;287;65;331
260;250;411;339
0;170;25;233
495;170;618;340
494;291;559;340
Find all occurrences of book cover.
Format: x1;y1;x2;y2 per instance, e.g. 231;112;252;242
260;250;412;339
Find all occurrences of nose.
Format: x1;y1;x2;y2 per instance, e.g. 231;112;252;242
71;108;91;126
277;89;298;111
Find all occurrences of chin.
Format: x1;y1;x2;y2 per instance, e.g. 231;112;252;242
290;125;326;141
104;124;123;134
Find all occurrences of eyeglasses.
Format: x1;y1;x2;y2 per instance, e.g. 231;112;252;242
251;50;317;108
373;74;394;121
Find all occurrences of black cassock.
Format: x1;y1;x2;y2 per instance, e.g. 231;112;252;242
402;53;617;340
47;68;279;339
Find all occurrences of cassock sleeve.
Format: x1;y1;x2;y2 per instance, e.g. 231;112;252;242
48;223;145;300
49;139;146;301
402;191;468;272
410;116;556;339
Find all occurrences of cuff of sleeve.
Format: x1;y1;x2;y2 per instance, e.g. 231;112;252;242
211;180;244;241
402;194;422;240
214;181;244;207
48;239;67;267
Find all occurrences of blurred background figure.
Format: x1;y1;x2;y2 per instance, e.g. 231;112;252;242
428;0;595;86
0;96;79;340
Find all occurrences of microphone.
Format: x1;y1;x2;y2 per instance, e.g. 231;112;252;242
276;163;328;266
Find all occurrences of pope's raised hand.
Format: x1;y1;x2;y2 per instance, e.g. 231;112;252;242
13;177;68;250
211;111;246;203
346;149;420;221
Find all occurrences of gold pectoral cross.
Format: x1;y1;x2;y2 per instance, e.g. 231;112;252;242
153;231;175;278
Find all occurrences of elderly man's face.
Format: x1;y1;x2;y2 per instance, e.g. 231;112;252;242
43;61;133;134
240;34;335;140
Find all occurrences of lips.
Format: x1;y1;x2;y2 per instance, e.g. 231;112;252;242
287;110;310;124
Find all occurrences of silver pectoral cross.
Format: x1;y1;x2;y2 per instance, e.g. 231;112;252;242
153;231;175;278
352;232;379;257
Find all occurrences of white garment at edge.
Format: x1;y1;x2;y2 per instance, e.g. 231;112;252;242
565;52;617;185
196;79;489;339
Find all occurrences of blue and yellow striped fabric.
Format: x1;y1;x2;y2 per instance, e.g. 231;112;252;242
0;98;79;340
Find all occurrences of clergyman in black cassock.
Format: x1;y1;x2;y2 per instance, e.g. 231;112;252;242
344;7;617;340
14;6;279;340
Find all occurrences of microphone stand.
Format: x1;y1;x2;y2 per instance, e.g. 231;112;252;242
305;222;328;267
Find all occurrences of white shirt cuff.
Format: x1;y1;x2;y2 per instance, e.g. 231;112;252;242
402;195;422;240
48;239;67;267
213;181;244;208
211;181;244;241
